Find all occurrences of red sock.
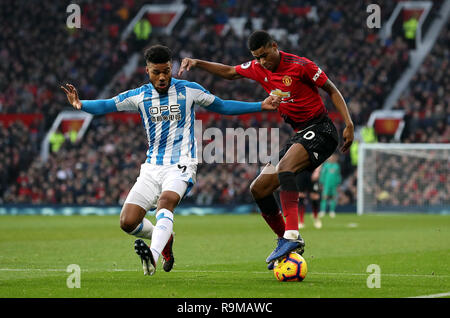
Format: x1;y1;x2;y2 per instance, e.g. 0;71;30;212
298;203;305;224
279;191;299;231
262;212;285;238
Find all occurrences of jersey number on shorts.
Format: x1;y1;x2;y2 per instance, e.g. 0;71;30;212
177;164;187;173
303;131;315;140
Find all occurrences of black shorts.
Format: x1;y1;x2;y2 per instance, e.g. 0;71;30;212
296;170;320;193
279;116;339;172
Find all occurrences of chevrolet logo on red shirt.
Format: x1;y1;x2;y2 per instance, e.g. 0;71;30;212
270;89;291;98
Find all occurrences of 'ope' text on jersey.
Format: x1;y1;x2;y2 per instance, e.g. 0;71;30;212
150;104;182;122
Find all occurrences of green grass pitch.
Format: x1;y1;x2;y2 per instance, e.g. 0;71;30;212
0;213;449;298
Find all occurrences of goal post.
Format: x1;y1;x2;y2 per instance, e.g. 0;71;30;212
357;143;450;215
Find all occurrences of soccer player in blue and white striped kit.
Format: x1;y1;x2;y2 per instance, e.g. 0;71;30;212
61;45;280;276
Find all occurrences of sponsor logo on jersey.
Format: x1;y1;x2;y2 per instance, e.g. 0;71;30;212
282;75;292;86
241;61;252;69
270;89;291;98
149;104;181;122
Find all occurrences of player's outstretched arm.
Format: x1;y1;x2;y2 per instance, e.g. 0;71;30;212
60;83;82;109
205;95;280;115
321;79;354;153
261;95;281;111
61;83;117;115
178;58;243;80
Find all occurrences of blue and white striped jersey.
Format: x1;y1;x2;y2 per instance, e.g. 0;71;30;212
112;78;215;166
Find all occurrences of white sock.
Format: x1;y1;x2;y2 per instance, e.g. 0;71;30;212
150;209;174;263
283;230;299;240
129;218;154;239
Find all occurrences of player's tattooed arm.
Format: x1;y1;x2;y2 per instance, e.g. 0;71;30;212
178;58;243;80
321;79;354;153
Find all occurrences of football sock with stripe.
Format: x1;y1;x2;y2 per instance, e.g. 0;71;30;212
278;171;299;239
129;217;154;239
255;194;285;238
150;208;174;264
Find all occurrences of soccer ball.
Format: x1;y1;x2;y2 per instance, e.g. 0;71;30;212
273;252;307;282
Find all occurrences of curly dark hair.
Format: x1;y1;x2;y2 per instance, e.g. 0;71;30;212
247;30;274;51
144;44;172;64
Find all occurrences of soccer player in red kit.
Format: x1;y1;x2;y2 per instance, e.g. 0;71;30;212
178;30;354;268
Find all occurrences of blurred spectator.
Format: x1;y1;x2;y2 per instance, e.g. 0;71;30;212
133;18;152;50
49;127;66;153
403;13;419;49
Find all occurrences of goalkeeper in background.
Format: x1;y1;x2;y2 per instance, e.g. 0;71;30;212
319;153;341;218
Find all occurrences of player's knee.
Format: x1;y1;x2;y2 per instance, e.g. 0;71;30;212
119;214;138;233
157;194;178;212
249;179;260;197
250;178;274;199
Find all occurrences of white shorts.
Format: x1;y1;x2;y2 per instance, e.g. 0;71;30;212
124;162;197;211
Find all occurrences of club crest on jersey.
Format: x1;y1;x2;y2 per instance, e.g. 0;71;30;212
270;89;291;98
282;75;292;86
241;61;252;69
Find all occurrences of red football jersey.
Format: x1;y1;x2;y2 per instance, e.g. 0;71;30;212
235;51;328;130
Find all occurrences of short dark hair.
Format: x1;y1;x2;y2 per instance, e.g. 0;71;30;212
248;30;274;51
144;45;172;64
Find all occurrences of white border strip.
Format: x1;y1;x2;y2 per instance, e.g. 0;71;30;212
360;143;450;150
408;292;450;298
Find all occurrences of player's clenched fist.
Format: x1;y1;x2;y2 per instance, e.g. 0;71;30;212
60;83;82;110
261;95;281;111
340;125;354;153
178;58;197;77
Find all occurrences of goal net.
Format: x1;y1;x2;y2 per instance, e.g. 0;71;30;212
357;143;449;215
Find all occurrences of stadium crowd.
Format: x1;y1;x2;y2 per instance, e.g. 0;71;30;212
395;21;449;143
365;149;449;208
2;116;143;205
0;120;41;201
0;0;146;122
1;0;447;208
